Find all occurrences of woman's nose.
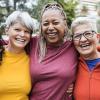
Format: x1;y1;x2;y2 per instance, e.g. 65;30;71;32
48;24;54;31
80;35;87;41
20;31;25;36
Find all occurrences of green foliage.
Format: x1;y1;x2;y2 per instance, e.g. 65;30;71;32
0;0;29;35
96;18;100;33
96;1;100;9
0;0;78;34
0;0;10;37
30;0;54;21
32;0;78;28
56;0;78;27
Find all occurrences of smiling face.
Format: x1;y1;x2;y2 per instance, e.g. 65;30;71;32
41;9;67;46
73;24;98;58
6;22;31;51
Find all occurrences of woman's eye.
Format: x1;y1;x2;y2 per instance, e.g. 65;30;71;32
14;28;20;31
74;35;79;39
74;34;81;39
53;21;59;25
85;32;92;36
25;30;30;34
43;22;48;26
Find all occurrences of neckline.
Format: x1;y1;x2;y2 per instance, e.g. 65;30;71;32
4;50;26;57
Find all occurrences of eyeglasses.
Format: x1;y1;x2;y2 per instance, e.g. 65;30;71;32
72;30;96;41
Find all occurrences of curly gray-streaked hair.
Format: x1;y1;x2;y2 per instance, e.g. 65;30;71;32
38;2;71;62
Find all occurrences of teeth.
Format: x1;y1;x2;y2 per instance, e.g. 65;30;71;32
81;44;89;47
49;33;55;35
16;38;25;42
48;33;57;37
80;43;90;49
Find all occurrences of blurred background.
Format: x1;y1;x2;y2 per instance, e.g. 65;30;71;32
0;0;100;37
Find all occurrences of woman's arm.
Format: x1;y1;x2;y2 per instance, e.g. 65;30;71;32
0;39;8;45
97;45;100;52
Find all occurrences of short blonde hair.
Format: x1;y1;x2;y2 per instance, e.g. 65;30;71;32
71;17;97;34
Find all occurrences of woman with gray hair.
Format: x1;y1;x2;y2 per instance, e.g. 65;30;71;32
29;2;78;100
71;17;100;100
0;3;78;99
0;10;34;100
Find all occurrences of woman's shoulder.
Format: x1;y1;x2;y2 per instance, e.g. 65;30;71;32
31;33;40;42
30;33;41;49
0;39;8;45
97;45;100;52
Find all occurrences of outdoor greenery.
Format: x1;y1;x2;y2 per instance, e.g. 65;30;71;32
96;1;100;33
0;0;78;34
56;0;78;27
0;0;29;34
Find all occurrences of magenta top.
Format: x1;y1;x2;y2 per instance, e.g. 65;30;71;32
29;36;78;100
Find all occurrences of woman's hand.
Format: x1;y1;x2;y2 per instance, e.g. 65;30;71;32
67;84;74;97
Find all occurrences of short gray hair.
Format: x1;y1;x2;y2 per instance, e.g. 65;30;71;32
71;17;97;34
5;11;34;33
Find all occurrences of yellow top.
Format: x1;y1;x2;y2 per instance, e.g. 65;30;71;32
0;50;31;100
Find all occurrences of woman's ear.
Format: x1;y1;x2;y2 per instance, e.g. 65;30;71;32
96;33;100;44
97;33;100;39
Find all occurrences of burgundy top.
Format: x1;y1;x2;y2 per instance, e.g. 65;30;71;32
0;39;8;45
29;36;78;100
